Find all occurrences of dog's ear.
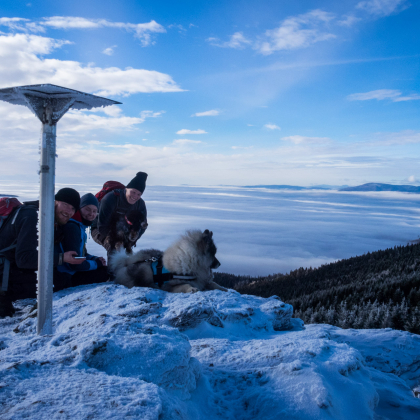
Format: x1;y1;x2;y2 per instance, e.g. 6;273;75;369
203;229;213;240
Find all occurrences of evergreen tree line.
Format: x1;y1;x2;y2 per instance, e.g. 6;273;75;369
214;242;420;334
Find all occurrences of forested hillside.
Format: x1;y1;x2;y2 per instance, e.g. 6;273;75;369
214;243;420;333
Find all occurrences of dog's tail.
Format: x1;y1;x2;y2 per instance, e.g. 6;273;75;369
109;249;129;275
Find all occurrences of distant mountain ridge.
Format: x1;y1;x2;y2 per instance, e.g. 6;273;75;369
340;183;420;193
242;185;333;190
240;183;420;193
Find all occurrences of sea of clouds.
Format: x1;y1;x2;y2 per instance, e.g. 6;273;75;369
2;183;420;276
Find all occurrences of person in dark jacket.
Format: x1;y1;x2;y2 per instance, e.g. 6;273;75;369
0;188;84;317
58;193;109;286
92;172;148;256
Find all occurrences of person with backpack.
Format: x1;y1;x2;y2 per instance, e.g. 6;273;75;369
57;193;109;286
91;172;148;256
0;188;84;318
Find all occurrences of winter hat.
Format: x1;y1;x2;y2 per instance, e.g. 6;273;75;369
55;188;80;210
126;172;148;193
79;193;99;210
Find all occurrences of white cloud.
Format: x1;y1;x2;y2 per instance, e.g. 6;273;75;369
207;32;251;49
394;95;420;102
102;45;117;55
0;33;183;96
176;129;207;135
257;9;336;55
347;89;420;102
408;175;416;183
0;16;166;46
0;101;418;188
42;16;102;29
58;110;145;133
86;140;106;145
370;130;420;145
172;139;203;146
337;15;362;27
168;24;186;33
40;17;166;46
281;135;330;144
356;0;408;17
140;110;164;120
92;105;122;117
192;110;220;117
67;109;163;132
0;17;31;32
231;146;254;150
208;10;336;55
264;124;281;130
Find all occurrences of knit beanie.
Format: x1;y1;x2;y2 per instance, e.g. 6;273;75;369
126;172;148;193
55;188;80;210
79;193;99;210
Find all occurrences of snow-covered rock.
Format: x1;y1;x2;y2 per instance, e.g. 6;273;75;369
1;283;420;419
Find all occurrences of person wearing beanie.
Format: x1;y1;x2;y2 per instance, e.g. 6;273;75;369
55;193;109;288
0;187;86;318
92;172;148;257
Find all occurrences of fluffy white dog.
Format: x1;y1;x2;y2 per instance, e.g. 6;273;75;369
110;229;227;293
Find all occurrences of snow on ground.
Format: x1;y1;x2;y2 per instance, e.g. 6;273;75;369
1;283;420;419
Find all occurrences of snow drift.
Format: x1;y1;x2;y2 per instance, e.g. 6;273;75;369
1;283;420;419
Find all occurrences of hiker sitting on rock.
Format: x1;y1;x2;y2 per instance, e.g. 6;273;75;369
91;172;148;257
56;193;109;288
0;188;84;318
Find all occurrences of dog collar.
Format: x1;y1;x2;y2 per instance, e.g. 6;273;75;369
124;215;133;226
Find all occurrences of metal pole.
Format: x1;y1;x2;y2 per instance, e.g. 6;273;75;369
0;84;121;335
37;104;56;335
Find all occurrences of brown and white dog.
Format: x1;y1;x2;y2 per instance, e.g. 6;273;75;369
109;229;227;293
104;209;147;254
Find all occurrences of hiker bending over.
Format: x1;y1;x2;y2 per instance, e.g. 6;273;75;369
56;193;109;288
92;172;148;256
0;188;83;318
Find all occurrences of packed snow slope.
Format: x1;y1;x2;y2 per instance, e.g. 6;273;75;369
1;283;420;420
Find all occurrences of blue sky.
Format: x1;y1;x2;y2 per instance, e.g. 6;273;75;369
0;0;419;187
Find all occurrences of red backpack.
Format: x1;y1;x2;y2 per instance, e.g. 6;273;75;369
95;181;125;202
0;197;22;229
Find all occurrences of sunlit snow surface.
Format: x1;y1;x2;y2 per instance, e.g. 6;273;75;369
1;284;420;419
2;183;420;275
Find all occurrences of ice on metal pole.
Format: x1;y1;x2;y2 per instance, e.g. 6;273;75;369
0;84;121;335
37;104;56;334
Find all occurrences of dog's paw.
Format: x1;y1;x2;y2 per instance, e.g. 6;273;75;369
189;287;199;293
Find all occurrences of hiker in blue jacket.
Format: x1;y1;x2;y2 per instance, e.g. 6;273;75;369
57;193;109;287
0;188;84;317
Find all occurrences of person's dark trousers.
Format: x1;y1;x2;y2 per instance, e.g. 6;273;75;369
1;265;39;317
5;265;38;301
53;268;73;292
71;266;109;287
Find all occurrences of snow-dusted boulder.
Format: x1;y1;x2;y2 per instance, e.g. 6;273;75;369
1;283;420;419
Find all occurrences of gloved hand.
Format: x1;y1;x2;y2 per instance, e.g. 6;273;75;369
0;293;15;318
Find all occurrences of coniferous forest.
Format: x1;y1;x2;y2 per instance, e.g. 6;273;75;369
214;243;420;334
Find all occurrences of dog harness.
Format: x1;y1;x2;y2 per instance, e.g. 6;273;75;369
136;256;197;288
